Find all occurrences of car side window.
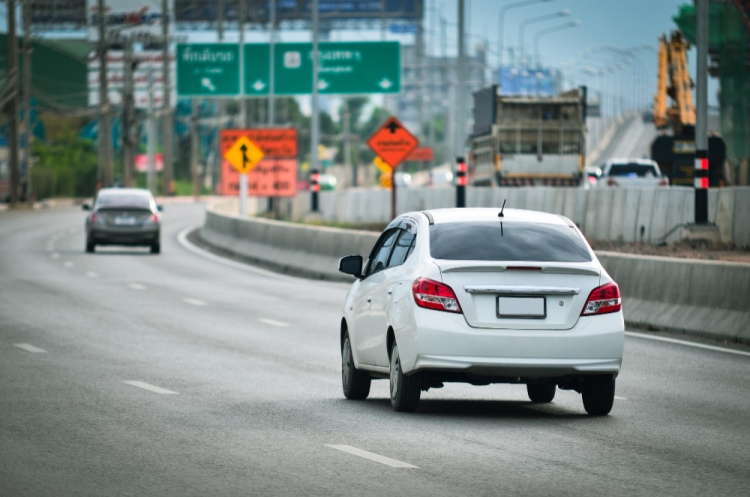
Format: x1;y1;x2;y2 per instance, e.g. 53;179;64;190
365;229;399;277
387;229;416;268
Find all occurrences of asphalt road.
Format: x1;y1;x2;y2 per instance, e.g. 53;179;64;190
1;204;749;496
596;116;659;166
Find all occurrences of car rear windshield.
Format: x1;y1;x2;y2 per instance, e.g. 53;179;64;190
430;221;592;262
96;194;151;209
608;163;659;177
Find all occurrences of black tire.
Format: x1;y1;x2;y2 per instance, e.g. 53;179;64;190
389;344;421;412
341;334;371;400
582;376;616;416
527;383;556;403
86;239;95;253
150;242;161;254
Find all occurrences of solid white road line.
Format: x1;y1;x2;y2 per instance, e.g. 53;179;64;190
177;225;347;288
123;381;178;395
326;445;418;468
63;261;73;268
86;271;99;278
259;318;288;327
615;396;627;400
626;331;750;358
14;343;47;353
128;283;147;290
183;298;207;306
50;253;60;259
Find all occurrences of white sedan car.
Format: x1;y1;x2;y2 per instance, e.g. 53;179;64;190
338;208;624;416
599;158;669;188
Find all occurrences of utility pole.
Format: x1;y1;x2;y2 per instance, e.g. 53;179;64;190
97;0;112;187
694;0;709;224
343;99;353;186
23;0;33;201
238;0;246;127
310;0;320;212
162;0;173;195
122;37;135;187
191;98;200;199
416;17;425;143
269;0;276;126
147;69;157;194
7;0;20;205
456;0;466;158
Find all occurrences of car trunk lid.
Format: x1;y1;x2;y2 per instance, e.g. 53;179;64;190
438;261;601;330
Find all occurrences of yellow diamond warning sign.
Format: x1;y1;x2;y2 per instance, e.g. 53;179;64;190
224;136;264;174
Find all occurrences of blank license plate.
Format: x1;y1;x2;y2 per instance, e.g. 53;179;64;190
114;216;136;226
497;296;546;319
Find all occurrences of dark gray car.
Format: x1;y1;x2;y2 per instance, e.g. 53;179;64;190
83;188;162;254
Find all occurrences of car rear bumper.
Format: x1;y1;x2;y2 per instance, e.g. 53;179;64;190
89;226;159;246
397;309;624;378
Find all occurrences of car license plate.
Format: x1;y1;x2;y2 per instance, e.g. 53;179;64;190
497;296;546;319
114;216;136;226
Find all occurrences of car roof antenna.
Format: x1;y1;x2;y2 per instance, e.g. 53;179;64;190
498;199;507;218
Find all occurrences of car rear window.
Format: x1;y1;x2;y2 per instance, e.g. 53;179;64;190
608;163;659;177
430;221;592;262
96;194;151;209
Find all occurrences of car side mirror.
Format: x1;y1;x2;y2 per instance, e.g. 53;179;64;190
82;203;90;211
157;205;164;212
339;255;363;278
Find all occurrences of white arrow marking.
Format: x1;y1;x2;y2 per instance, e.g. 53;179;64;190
252;79;266;91
318;79;329;90
201;78;216;92
379;78;393;90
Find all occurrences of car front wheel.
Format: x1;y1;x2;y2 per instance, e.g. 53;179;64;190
389;344;420;412
582;376;615;416
341;334;370;400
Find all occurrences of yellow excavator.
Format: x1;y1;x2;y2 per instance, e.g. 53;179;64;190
651;31;725;185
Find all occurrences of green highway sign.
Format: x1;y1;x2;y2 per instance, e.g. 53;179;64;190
242;41;402;97
176;44;240;97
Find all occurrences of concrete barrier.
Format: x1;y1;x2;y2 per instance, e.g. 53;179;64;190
200;204;750;342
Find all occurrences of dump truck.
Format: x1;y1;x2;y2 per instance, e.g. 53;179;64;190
469;85;587;186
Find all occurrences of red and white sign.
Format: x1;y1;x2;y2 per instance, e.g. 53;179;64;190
219;129;298;197
135;153;163;172
367;117;419;169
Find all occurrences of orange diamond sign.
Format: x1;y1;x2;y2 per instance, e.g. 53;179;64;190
367;117;419;169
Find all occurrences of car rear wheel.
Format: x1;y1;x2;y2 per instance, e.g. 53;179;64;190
86;239;95;253
527;383;556;403
389;344;420;412
582;376;615;416
341;334;370;400
150;242;161;254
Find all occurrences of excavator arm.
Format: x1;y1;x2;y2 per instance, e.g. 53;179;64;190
654;31;696;134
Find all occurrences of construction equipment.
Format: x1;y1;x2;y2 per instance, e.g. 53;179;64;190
651;31;726;186
470;85;587;187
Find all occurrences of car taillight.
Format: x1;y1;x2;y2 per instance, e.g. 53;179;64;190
90;213;97;223
143;214;160;225
606;178;619;187
412;278;462;314
658;178;669;186
581;282;622;316
588;176;598;186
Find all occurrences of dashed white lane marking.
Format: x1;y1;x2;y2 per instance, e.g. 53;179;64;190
63;261;74;268
183;298;207;306
129;283;147;290
51;253;60;259
626;331;750;358
123;381;178;395
14;343;47;353
259;318;288;327
615;396;627;400
86;271;99;278
326;445;418;468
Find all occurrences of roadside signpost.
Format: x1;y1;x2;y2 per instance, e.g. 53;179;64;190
219;129;298;212
223;136;264;216
367;117;419;220
176;44;241;97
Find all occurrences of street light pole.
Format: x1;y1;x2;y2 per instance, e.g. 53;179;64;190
310;0;320;212
497;0;554;77
518;10;570;66
533;20;581;67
